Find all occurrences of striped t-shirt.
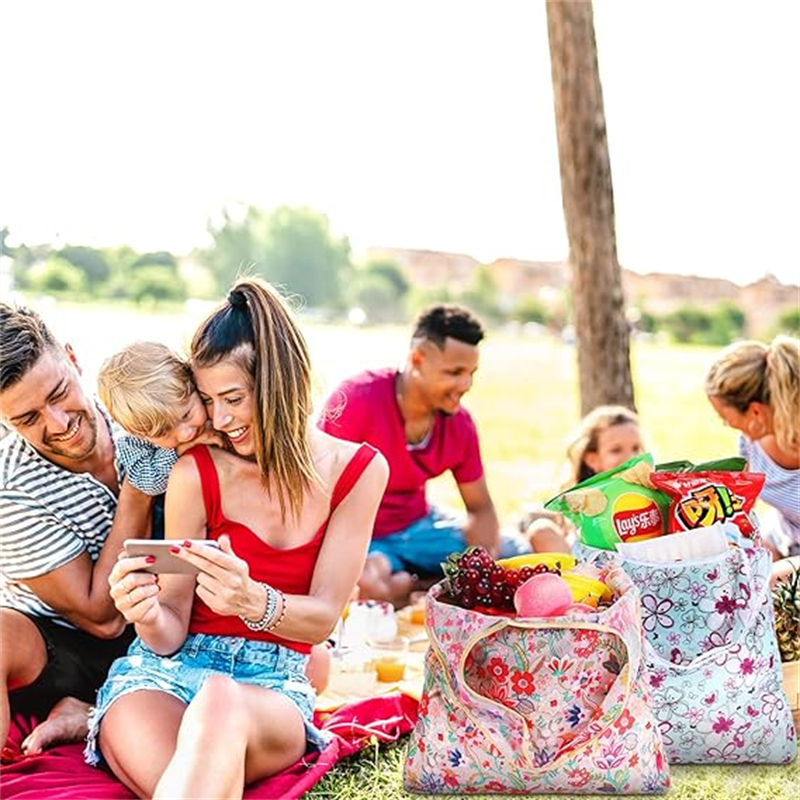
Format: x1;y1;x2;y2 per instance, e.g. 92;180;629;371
0;406;124;628
740;435;800;552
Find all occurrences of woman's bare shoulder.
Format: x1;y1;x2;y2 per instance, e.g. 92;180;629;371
311;427;361;460
310;428;384;485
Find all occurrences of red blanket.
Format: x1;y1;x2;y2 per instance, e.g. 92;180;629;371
0;694;417;800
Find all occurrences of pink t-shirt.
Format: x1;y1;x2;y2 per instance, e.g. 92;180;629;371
318;368;484;538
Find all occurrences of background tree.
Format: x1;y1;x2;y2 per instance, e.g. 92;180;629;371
0;227;12;257
131;251;179;273
348;258;410;323
57;245;111;290
774;307;800;338
546;0;635;415
27;256;87;295
129;266;187;305
460;264;505;325
201;205;352;308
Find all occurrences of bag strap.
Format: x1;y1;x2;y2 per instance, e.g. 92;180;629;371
641;546;769;672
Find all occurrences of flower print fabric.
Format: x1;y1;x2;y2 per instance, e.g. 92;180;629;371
403;567;670;794
576;542;797;764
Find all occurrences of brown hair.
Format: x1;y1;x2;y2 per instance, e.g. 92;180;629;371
97;342;195;439
190;277;316;520
566;405;641;485
705;335;800;453
0;302;60;391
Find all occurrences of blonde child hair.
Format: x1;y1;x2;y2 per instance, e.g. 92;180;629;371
565;404;641;486
98;341;195;439
705;335;800;454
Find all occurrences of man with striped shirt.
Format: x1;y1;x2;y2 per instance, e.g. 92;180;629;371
0;303;153;757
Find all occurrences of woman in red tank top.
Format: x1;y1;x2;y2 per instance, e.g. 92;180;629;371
90;278;388;799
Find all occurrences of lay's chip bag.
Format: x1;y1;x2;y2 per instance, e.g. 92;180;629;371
649;470;765;539
545;453;670;551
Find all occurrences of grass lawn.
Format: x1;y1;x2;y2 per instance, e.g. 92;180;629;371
307;739;799;799
39;302;797;798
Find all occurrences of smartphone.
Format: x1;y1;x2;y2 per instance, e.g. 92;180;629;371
123;539;220;574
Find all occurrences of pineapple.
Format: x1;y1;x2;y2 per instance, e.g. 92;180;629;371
772;564;800;663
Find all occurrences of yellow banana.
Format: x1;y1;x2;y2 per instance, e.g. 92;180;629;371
496;552;577;571
560;572;612;606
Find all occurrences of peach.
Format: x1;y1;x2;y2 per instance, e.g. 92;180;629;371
514;573;573;617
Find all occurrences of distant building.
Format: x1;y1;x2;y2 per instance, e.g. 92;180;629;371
365;247;799;338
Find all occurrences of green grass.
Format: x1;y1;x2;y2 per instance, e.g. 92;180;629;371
35;304;795;798
306;740;799;799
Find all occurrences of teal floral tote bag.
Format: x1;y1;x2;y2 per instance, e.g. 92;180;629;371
576;543;797;764
403;566;670;794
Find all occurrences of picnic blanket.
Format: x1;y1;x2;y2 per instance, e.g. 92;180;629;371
0;611;427;799
1;693;418;800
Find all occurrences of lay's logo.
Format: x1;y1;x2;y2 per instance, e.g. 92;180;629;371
612;493;664;542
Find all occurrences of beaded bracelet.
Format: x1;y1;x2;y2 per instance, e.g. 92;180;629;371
239;582;278;632
265;589;287;631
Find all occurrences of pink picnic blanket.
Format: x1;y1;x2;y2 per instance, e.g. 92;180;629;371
0;693;418;799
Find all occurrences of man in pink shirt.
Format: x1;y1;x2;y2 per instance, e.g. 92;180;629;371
318;305;529;604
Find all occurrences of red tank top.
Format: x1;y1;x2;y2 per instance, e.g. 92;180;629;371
185;443;378;653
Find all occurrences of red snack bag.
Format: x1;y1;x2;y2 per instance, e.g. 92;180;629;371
649;471;765;539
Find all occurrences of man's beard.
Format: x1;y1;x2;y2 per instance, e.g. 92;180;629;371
45;411;98;460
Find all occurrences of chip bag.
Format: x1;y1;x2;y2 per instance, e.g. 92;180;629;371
545;453;670;551
649;470;765;539
655;456;747;473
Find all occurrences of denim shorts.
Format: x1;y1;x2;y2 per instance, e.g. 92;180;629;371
369;507;531;575
85;633;331;766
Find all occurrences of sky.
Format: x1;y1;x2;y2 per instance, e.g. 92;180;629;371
1;0;799;287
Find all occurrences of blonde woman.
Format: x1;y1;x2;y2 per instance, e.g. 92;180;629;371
706;335;800;582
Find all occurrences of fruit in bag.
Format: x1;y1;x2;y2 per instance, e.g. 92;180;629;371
440;547;574;613
545;453;670;551
649;470;765;538
514;573;573;617
560;572;613;607
495;552;577;571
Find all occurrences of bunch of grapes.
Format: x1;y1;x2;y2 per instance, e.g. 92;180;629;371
441;546;556;612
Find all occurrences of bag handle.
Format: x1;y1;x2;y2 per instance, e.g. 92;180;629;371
632;546;768;672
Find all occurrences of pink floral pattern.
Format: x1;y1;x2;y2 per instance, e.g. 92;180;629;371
404;568;670;794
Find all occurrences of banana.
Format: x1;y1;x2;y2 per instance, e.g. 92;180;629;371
560;572;612;606
496;552;577;571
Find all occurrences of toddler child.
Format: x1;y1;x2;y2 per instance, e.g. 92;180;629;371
97;341;219;500
564;404;644;486
525;405;645;552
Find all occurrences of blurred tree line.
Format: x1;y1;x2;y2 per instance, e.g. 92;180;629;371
2;212;797;344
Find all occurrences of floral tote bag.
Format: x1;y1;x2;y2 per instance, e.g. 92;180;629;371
403;566;670;794
576;543;797;764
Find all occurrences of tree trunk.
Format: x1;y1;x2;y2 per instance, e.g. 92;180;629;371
546;0;635;415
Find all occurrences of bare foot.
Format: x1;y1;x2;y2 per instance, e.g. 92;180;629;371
21;696;92;755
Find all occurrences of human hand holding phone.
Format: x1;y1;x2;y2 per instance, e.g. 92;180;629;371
123;539;220;574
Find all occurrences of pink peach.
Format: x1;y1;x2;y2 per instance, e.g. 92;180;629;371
514;573;573;617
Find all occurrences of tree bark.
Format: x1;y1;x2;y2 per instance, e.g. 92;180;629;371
546;0;635;415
